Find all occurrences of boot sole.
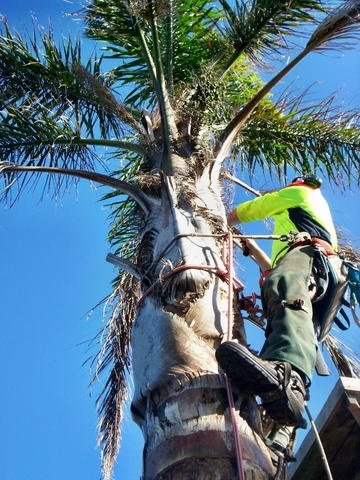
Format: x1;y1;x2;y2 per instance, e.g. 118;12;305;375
216;342;281;393
216;342;307;428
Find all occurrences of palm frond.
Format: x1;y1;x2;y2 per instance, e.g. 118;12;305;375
0;73;148;202
71;63;144;136
0;20;142;138
147;0;178;162
93;273;139;480
0;163;152;213
0;103;101;200
103;150;147;257
236;98;360;184
164;0;222;86
85;0;157;108
85;0;178;155
217;0;325;71
324;334;360;378
85;0;223;107
214;0;360;163
94;152;145;479
307;0;360;50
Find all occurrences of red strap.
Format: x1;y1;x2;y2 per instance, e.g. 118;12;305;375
289;237;336;256
259;269;271;287
311;237;336;256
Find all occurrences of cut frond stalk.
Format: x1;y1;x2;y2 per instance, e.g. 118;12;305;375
223;171;261;196
106;253;142;280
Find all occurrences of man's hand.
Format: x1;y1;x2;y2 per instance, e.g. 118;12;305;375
227;209;239;226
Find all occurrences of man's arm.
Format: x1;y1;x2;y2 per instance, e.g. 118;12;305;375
231;189;289;224
227;209;239;226
227;210;271;271
243;238;271;272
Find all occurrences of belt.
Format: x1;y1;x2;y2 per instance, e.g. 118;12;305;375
259;236;336;287
290;236;336;256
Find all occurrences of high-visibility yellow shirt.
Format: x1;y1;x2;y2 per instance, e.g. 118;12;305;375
235;184;338;266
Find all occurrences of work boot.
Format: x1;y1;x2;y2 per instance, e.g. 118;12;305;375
216;341;307;428
265;425;297;463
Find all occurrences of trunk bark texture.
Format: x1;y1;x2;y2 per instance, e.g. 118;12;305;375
130;164;277;479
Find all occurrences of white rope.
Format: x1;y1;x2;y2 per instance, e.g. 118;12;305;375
304;403;334;480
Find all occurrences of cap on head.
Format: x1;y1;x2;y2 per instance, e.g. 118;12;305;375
291;174;322;188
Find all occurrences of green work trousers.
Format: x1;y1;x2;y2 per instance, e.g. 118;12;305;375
260;245;317;380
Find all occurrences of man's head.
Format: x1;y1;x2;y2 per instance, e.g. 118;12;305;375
291;174;322;188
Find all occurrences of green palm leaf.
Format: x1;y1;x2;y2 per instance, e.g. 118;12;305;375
0;20;143;138
238;98;360;183
0;104;98;197
217;0;326;71
0;103;147;201
215;0;360;164
85;0;223;106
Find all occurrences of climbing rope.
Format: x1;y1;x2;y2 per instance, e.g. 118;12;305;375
136;231;289;307
142;231;291;282
223;231;246;480
136;262;235;308
305;403;334;480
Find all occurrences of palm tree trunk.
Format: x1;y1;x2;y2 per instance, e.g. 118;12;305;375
140;376;274;479
131;294;275;479
130;173;276;479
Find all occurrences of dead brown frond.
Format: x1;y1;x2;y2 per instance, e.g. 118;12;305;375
127;0;171;19
338;243;360;263
93;272;139;480
135;170;162;192
336;225;360;263
307;0;360;51
324;334;360;378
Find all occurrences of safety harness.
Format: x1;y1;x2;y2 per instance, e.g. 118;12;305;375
287;232;360;340
247;230;360;375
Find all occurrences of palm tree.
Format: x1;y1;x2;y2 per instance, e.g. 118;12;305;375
1;1;360;478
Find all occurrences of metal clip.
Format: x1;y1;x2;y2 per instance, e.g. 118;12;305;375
281;299;305;310
288;231;311;245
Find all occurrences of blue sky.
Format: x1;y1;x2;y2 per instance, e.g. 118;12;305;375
0;2;359;480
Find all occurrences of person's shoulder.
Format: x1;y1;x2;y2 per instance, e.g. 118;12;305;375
280;184;317;195
278;184;315;203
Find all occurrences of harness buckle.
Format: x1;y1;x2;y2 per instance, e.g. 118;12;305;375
288;231;311;245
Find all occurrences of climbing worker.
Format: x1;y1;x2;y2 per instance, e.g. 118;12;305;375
216;174;338;428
